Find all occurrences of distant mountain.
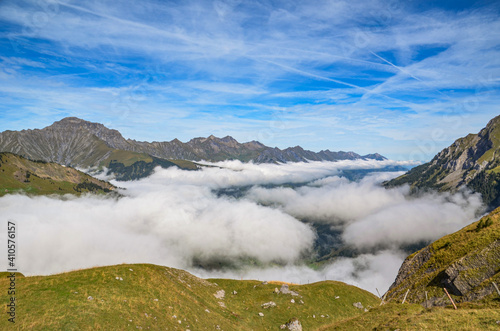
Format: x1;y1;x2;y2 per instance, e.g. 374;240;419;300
385;115;500;208
0;152;115;196
0;118;387;179
386;207;500;306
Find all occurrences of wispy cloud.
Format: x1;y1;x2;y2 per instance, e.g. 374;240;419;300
0;0;499;159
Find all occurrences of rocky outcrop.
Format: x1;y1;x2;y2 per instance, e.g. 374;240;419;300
388;246;433;292
443;239;500;298
280;318;302;331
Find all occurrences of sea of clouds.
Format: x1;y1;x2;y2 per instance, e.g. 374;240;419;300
0;159;485;294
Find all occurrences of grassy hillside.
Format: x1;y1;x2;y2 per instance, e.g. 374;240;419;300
0;264;379;330
319;301;500;330
386;207;500;307
0;152;115;196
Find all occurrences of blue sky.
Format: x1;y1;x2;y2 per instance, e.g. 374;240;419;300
0;0;499;161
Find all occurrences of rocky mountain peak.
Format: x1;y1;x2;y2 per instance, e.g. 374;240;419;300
385;114;500;208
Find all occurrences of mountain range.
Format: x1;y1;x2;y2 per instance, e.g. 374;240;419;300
0;117;386;174
1;115;500;328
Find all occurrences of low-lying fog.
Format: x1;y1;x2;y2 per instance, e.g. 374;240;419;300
0;159;484;295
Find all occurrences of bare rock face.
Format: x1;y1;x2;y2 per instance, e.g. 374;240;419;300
388;246;433;293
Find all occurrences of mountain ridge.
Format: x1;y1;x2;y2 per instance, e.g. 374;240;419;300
0;117;387;168
385;114;500;208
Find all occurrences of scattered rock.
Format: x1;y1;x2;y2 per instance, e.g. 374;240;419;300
232;290;237;295
262;281;268;285
290;299;295;303
87;296;93;301
364;308;369;312
73;292;78;294
218;301;226;308
274;287;279;294
279;284;300;296
129;268;133;271
335;296;340;299
205;309;210;313
172;315;177;319
115;276;123;281
283;317;302;331
321;315;325;318
214;290;225;300
258;312;264;317
178;320;182;324
353;302;364;309
261;301;277;309
153;299;158;302
280;284;290;294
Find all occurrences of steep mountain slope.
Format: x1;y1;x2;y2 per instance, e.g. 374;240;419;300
385;115;500;207
0;117;386;169
0;152;115;196
385;207;500;306
0;263;379;330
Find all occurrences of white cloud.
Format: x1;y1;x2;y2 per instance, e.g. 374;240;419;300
0;160;485;295
342;190;483;249
1;186;315;275
194;249;407;296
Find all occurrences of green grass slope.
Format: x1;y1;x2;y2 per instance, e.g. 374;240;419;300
319;301;500;330
385;207;500;307
0;152;115;196
0;264;379;330
98;150;199;181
